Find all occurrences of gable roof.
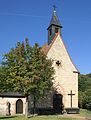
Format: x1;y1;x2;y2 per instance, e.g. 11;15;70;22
41;32;80;73
41;32;59;54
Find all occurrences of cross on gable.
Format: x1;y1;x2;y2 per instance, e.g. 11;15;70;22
68;90;75;108
56;60;61;66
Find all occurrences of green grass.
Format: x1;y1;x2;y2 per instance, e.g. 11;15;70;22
0;115;78;120
0;109;91;120
80;109;91;117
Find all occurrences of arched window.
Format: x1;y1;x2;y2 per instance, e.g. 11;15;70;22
55;28;58;33
49;29;52;36
6;102;11;115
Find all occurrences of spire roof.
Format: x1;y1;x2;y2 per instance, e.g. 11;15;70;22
48;6;62;28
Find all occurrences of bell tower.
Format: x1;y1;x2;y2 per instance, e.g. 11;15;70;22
47;6;62;44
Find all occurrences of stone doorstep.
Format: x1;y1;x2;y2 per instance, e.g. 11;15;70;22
65;108;79;114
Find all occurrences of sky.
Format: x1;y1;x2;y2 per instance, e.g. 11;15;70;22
0;0;91;74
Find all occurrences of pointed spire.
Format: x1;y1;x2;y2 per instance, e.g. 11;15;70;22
48;5;62;28
47;6;62;44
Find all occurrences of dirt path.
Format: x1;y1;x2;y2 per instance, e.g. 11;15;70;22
63;114;91;120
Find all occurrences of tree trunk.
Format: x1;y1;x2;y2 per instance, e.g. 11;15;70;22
33;95;36;115
25;96;28;118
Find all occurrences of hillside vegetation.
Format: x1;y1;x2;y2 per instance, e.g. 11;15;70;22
78;73;91;109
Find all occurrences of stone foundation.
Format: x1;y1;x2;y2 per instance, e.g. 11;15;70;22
65;108;79;114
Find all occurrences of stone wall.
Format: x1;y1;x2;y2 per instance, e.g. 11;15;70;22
47;34;78;109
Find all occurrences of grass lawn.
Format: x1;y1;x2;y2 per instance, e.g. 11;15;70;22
0;115;78;120
80;109;91;117
0;109;91;120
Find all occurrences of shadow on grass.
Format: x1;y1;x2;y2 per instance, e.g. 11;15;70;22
0;116;17;119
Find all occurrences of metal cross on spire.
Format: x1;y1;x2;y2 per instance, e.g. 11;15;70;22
53;5;56;12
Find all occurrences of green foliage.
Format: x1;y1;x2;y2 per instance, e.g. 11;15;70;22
0;39;54;102
86;73;91;78
78;74;91;109
78;91;85;108
78;74;91;92
84;89;91;109
0;66;8;92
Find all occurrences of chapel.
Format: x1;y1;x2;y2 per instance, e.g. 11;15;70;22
39;7;79;114
0;7;79;115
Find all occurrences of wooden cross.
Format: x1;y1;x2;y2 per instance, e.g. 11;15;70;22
56;60;61;66
68;90;75;108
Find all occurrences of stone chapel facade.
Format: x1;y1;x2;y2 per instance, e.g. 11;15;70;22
37;8;79;114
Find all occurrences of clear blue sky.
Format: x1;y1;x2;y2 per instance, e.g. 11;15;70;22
0;0;91;74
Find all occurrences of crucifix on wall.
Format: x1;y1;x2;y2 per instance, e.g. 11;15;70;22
68;90;75;108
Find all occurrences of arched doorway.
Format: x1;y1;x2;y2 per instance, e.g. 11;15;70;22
53;94;63;114
16;99;23;114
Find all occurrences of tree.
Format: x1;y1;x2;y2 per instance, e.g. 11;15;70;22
86;73;91;78
78;74;91;92
1;39;54;116
78;74;91;109
0;66;8;93
78;91;85;108
84;89;91;109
